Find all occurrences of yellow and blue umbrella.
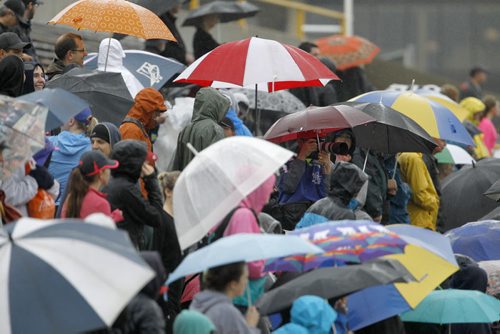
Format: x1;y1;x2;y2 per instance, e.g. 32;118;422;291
415;89;469;122
350;90;474;146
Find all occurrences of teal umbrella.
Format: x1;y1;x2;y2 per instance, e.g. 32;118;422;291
401;289;500;325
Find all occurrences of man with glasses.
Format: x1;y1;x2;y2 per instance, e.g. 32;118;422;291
0;32;31;60
46;32;88;80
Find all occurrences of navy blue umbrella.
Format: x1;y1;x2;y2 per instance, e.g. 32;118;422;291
0;218;155;334
84;50;185;90
19;88;90;131
446;220;500;261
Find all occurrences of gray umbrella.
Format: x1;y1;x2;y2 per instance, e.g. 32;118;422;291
255;258;414;316
484;179;500;202
441;158;500;231
46;68;134;126
130;0;184;15
479;206;500;221
182;1;260;27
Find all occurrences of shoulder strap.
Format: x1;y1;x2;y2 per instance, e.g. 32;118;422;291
122;117;149;139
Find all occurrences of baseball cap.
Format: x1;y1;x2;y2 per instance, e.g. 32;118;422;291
74;107;93;125
79;150;119;177
0;32;31;50
4;0;26;23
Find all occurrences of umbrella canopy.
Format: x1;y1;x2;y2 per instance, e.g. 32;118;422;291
480;206;500;220
183;1;260;27
484;178;500;202
400;289;500;324
350;90;474;146
340;102;437;154
18;88;90;131
84;50;186;90
347;244;459;330
263;105;376;143
129;0;182;15
315;34;380;71
46;68;134;126
230;88;305;113
166;233;323;284
173;136;294;250
441;158;500;231
264;220;407;272
435;143;475;165
479;260;500;299
0;96;47;179
174;37;340;92
0;218;155;334
256;258;414;316
416;89;469;122
445;220;500;261
48;0;176;40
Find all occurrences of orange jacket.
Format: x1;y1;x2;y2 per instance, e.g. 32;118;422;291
119;87;166;153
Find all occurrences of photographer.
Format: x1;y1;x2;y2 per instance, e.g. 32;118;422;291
276;136;348;229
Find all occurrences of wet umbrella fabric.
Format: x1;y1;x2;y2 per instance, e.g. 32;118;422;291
435;144;475;165
0;218;155;334
230;88;305;113
440;158;500;231
445;220;500;261
0;96;47;179
46;68;134;125
479;260;500;299
84;50;186;90
480;206;500;220
484;178;500;202
263;105;376;143
18;88;90;131
173;137;294;250
166;233;323;284
256;258;414;315
183;1;260;27
341;102;437;154
400;289;500;324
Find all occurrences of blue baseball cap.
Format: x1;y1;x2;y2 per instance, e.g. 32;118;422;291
74;107;92;125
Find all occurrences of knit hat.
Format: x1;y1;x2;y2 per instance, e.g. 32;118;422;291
90;122;122;147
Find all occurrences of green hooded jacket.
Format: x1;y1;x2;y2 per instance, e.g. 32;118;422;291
173;87;230;170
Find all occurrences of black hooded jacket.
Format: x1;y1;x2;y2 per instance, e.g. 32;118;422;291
0;55;25;97
103;140;163;250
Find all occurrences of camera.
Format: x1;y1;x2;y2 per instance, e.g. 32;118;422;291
319;141;349;155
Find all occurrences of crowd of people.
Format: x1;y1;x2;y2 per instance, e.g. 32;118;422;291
0;1;498;334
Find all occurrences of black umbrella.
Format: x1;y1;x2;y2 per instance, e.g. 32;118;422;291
340;102;437;154
441;158;500;231
483;179;500;202
255;258;414;316
130;0;184;15
182;1;260;27
479;206;500;221
46;68;134;126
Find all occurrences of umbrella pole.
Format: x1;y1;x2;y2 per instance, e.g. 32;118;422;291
392;154;398;179
255;84;261;136
104;34;112;72
363;148;370;172
246;284;252;307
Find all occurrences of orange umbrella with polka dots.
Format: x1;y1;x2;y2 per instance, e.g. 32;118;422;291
48;0;176;41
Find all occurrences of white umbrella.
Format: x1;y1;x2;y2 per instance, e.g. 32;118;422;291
435;144;475;165
173;136;294;250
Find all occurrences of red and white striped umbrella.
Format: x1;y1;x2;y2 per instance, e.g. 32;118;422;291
174;37;340;92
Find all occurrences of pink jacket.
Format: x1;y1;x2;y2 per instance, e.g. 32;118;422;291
479;118;498;155
62;188;123;222
223;175;276;279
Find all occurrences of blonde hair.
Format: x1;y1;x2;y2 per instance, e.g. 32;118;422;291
158;171;181;193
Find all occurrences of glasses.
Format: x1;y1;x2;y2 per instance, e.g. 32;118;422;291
71;48;87;53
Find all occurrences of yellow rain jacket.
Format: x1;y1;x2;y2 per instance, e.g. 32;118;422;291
398;153;439;230
460;97;490;160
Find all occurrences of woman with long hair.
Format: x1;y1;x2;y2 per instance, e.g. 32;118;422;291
61;150;122;221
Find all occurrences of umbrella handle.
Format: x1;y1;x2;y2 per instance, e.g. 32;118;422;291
392;155;398;179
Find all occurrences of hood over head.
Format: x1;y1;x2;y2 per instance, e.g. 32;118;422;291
97;38;126;71
140;251;166;299
173;310;216;334
190;289;230;314
273;323;309;334
240;175;275;214
330;129;356;156
450;264;488;293
126;88;167;129
110;139;147;180
90;122;122;147
192;87;231;123
290;295;337;334
51;131;90;156
0;55;25;97
329;161;369;205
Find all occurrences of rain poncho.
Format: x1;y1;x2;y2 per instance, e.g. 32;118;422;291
398;152;439;230
97;38;144;98
173;87;230;170
48;131;91;206
278;159;329;204
173;310;216;334
190;290;259;334
302;161;372;222
460;97;490;160
288;295;337;334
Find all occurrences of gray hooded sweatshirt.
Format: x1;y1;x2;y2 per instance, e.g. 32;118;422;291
190;290;260;334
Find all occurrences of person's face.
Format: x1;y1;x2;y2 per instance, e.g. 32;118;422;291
309;46;321;58
33;65;45;91
476;72;487;85
231;266;249;297
5;48;23;59
99;168;111;186
26;2;37;21
3;9;17;26
223;127;234;137
204;14;219;30
91;137;112;157
69;38;87;66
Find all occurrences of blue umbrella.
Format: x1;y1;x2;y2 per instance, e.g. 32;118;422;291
0;218;155;334
387;224;458;265
18;88;90;131
166;233;323;284
446;220;500;261
84;50;185;90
